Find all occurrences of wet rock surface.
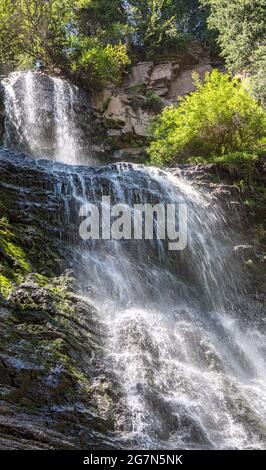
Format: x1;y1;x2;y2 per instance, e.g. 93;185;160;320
177;159;266;301
0;148;122;449
0;148;265;449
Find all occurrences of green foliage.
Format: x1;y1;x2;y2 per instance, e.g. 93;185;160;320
127;0;203;57
148;70;266;165
144;91;164;113
201;0;266;105
0;0;130;86
0;218;31;274
0;0;73;68
71;38;130;87
0;0;20;66
0;274;13;299
0;0;213;84
0;216;31;299
75;0;128;43
250;46;266;107
172;0;217;47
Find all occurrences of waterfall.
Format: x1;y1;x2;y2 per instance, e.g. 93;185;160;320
35;159;264;450
0;68;265;450
1;71;96;165
52;77;80;164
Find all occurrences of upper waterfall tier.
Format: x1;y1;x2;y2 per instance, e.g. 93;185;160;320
1;71;106;165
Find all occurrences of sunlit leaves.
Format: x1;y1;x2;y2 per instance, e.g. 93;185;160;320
148;70;266;165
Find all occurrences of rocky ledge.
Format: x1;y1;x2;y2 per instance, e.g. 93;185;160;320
178;157;266;301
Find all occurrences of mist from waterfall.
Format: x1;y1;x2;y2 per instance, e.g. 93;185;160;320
1;71;96;165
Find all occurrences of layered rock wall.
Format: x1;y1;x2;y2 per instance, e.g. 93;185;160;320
92;43;221;160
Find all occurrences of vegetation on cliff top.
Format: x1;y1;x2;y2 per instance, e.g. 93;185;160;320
148;70;266;166
0;0;264;96
0;1;265;170
0;0;211;86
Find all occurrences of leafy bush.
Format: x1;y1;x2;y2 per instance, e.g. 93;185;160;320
0;1;213;85
0;0;130;87
148;70;266;165
71;38;130;87
144;91;164;113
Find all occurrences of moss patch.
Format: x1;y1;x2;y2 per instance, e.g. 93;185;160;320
0;217;32;299
0;273;13;299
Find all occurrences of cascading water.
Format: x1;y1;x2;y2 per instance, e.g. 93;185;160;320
64;165;265;450
1;71;97;165
0;70;265;450
52;76;80;164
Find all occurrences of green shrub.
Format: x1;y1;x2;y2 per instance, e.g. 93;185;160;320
0;0;73;68
144;91;164;113
71;38;130;87
148;70;266;166
201;0;266;105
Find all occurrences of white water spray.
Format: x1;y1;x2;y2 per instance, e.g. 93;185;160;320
52;76;80;164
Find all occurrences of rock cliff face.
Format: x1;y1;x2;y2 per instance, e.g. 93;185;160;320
92;43;221;160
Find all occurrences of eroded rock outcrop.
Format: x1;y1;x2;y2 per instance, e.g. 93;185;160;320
91;43;222;160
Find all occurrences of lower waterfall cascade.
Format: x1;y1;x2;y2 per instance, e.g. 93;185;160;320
65;163;266;450
0;71;265;450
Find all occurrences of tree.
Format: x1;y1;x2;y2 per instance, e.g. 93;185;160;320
201;0;266;104
126;0;211;57
0;1;21;66
148;70;265;165
70;38;130;87
73;0;128;46
250;46;266;107
0;0;73;68
0;0;130;86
